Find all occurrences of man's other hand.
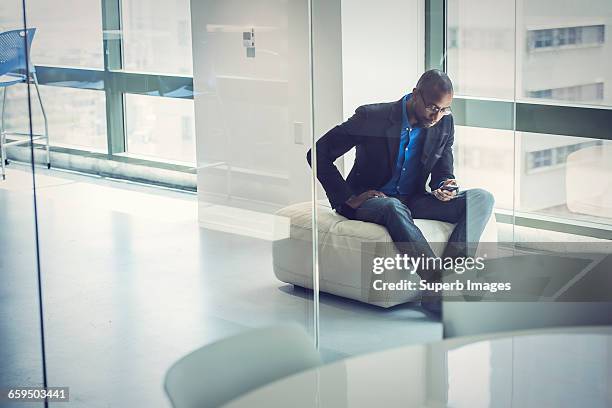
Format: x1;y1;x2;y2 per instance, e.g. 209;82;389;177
432;179;458;202
346;190;387;209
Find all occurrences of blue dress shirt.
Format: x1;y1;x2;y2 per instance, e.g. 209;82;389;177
379;93;425;196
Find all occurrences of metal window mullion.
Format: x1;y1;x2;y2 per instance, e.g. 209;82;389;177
102;0;126;155
425;0;446;71
33;66;194;98
450;97;612;141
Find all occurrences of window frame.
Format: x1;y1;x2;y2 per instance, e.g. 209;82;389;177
426;0;612;239
19;0;196;177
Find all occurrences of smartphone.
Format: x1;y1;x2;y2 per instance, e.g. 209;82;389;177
441;184;459;192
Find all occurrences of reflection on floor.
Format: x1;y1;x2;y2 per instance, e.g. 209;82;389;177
0;164;441;408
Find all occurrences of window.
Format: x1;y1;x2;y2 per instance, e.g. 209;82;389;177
526;140;602;171
1;84;107;152
528;150;552;169
528;25;605;50
124;94;195;163
0;0;197;165
24;0;104;69
532;29;554;48
527;82;604;102
0;1;24;29
597;83;604;100
557;27;579;45
454;126;515;210
39;87;108;152
520;134;611;226
446;0;516;99
449;0;611;107
528;89;552;99
121;0;193;75
446;0;612;237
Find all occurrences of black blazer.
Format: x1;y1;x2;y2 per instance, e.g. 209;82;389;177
307;97;455;218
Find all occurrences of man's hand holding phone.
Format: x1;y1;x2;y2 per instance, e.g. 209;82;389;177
433;179;459;202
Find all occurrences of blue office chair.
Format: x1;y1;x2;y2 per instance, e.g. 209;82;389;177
0;28;49;180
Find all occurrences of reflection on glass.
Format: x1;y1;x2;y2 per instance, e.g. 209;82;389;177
447;341;494;407
122;0;193;75
446;334;612;407
516;132;612;226
193;0;310;207
454;127;612;227
449;0;612;107
447;0;515;99
511;334;610;407
39;86;107;151
191;0;317;349
7;0;319;406
518;0;612;106
454;126;515;210
125;94;195;164
3;84;107;152
0;3;23;29
24;0;104;69
0;0;44;397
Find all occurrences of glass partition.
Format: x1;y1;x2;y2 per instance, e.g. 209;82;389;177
514;133;612;228
444;0;612;340
513;0;612;239
23;0;104;69
21;0;320;406
5;0;611;404
0;1;46;407
517;0;612;108
311;0;612;354
448;0;612;241
312;0;444;360
447;0;515;100
124;93;195;163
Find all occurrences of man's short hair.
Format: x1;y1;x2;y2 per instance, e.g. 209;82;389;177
416;69;453;96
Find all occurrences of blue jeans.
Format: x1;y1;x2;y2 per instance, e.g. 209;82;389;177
352;189;495;279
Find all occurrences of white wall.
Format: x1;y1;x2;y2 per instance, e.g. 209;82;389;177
340;0;425;174
341;0;425;117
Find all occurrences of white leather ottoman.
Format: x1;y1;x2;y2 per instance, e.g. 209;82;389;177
273;201;497;308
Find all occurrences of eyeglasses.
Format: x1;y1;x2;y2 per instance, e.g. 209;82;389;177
418;91;452;116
